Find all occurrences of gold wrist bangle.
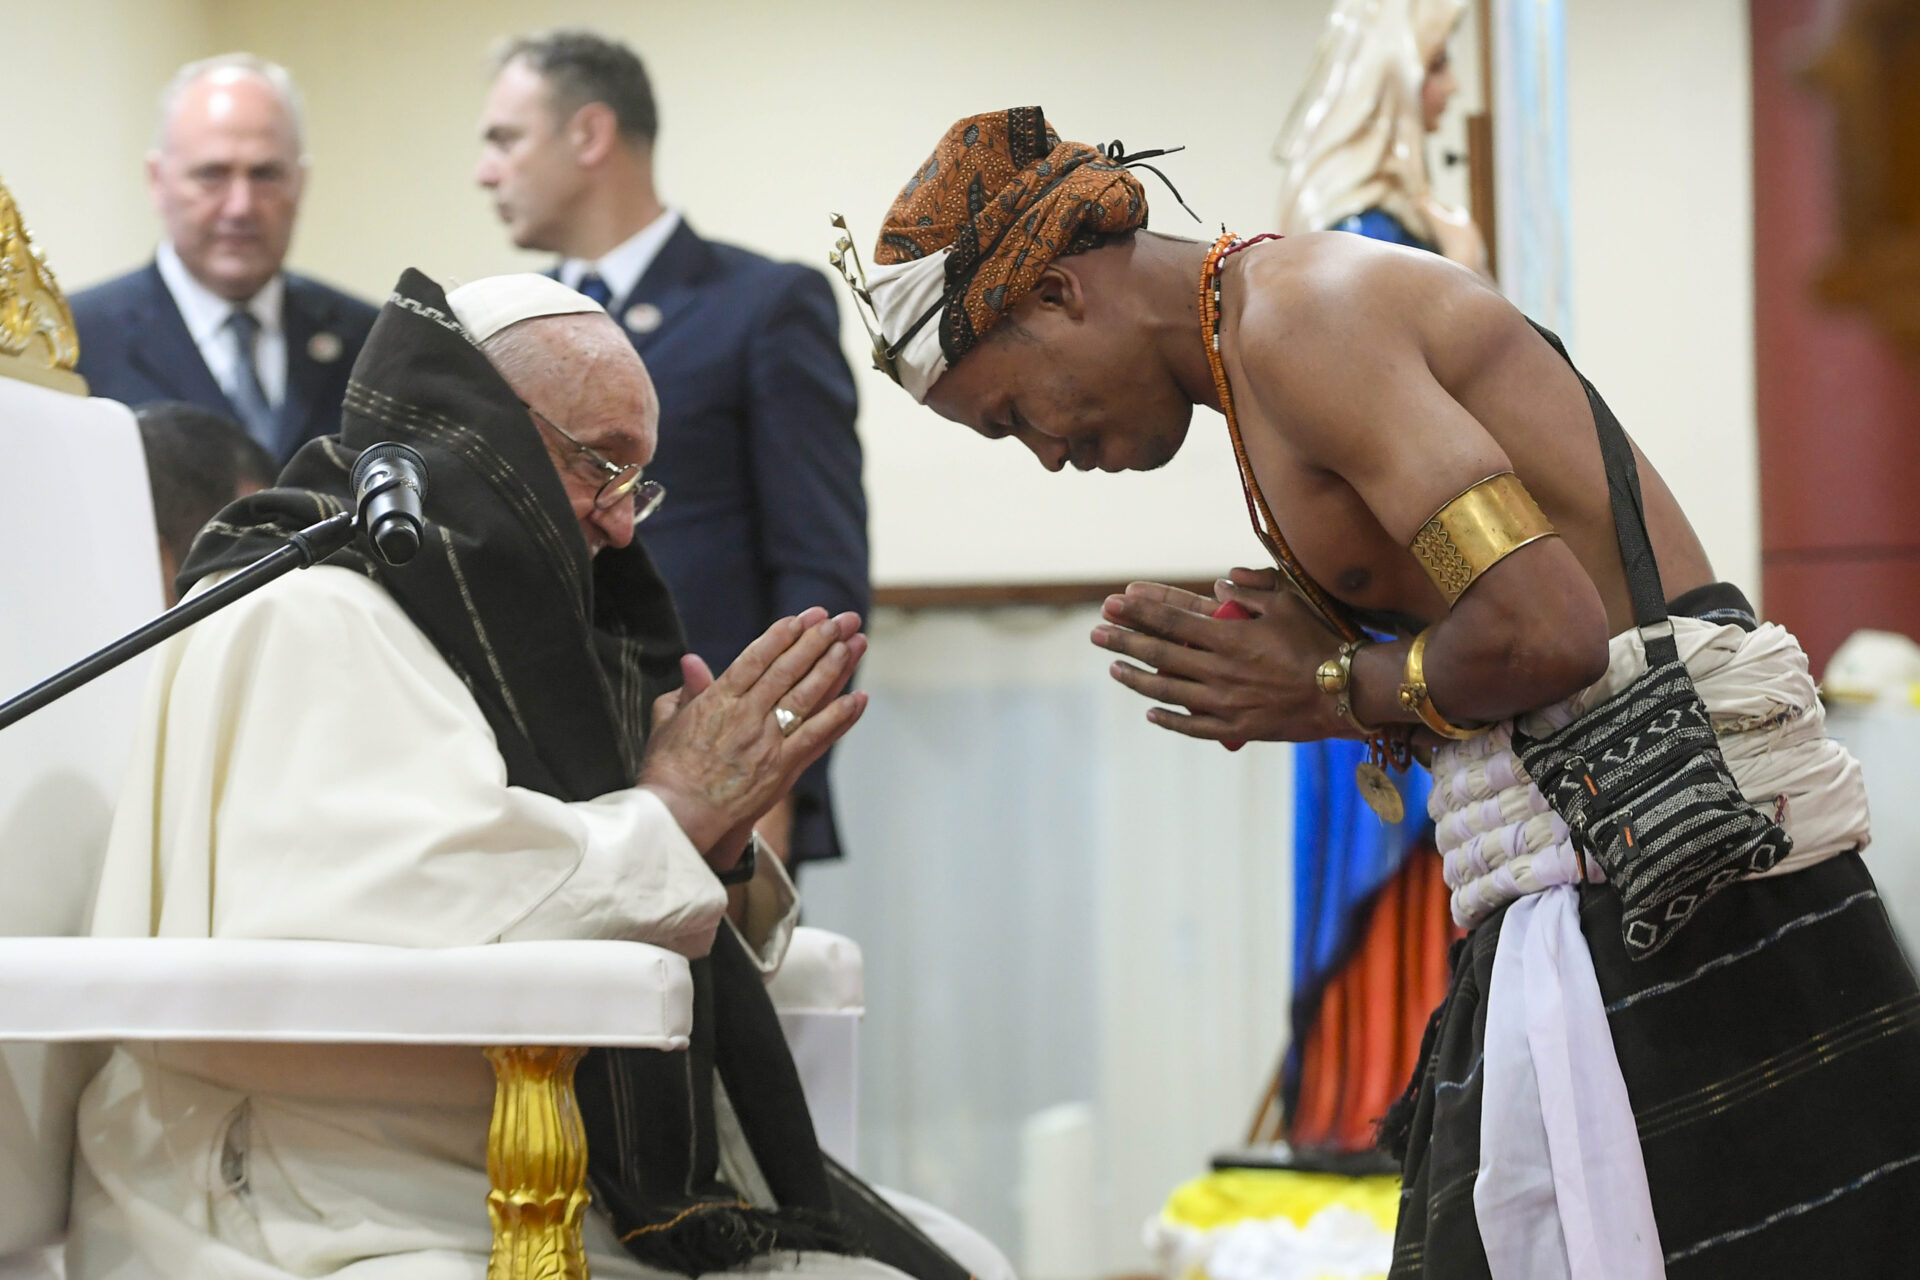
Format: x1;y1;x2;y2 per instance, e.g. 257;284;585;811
1313;639;1379;737
1398;626;1490;740
1410;472;1557;605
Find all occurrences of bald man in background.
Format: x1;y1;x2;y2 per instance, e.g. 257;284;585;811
73;53;376;464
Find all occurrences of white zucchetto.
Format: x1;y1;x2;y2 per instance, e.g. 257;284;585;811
446;274;607;343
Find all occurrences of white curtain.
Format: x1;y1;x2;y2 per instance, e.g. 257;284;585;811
805;605;1295;1274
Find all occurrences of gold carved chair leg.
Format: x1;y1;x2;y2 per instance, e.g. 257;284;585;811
486;1045;593;1280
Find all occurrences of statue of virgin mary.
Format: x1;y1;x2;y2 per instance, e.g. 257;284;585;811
1273;0;1487;271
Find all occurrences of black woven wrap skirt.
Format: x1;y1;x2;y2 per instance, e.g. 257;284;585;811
1388;851;1920;1278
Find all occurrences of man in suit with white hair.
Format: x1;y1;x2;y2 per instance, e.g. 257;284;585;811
72;53;376;464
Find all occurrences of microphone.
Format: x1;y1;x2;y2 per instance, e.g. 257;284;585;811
350;443;429;566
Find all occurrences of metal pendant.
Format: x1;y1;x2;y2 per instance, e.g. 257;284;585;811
1355;760;1405;823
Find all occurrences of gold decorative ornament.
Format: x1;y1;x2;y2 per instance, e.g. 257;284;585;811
828;213;899;384
485;1045;592;1280
1314;639;1380;738
1354;759;1406;823
1398;625;1489;740
1409;472;1556;605
1314;639;1407;823
1312;648;1353;694
0;174;86;396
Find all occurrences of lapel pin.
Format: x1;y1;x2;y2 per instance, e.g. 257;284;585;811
623;303;664;335
307;331;344;364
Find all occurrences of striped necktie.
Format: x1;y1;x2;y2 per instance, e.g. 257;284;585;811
225;308;277;454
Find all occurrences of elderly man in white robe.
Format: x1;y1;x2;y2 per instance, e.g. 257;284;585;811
68;271;1006;1280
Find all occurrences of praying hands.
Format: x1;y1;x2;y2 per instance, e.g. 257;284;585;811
1091;568;1356;744
641;607;867;871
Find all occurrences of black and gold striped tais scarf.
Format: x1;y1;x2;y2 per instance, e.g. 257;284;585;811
180;269;967;1278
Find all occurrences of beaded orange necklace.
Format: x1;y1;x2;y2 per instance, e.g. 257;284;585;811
1199;232;1411;811
1199;233;1360;643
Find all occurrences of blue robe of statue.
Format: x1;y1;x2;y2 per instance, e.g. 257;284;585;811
1283;205;1441;1143
1329;208;1441;253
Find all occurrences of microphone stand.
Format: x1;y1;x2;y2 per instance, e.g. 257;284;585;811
0;511;357;734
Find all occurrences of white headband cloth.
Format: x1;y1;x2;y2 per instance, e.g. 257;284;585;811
864;251;954;403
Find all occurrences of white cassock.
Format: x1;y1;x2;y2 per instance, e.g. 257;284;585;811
67;565;1006;1280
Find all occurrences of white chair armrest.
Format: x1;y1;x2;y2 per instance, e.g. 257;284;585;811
766;926;864;1014
0;938;692;1048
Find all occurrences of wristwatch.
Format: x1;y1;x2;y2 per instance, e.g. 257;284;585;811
715;832;762;886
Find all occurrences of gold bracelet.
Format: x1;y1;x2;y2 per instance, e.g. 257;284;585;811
1313;639;1379;737
1398;626;1490;740
1409;472;1557;605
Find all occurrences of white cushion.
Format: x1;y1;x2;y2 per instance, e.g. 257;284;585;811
0;937;692;1048
767;926;865;1014
0;382;165;1255
0;386;162;939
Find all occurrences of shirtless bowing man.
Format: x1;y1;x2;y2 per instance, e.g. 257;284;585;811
836;106;1920;1280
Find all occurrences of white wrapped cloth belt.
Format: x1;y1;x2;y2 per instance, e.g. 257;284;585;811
1423;617;1871;1280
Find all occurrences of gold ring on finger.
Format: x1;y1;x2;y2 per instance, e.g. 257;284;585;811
774;706;804;737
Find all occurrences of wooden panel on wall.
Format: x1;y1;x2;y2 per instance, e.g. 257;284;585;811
1811;0;1920;349
1752;0;1920;673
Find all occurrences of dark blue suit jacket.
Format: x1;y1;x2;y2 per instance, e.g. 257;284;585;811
71;261;378;464
587;219;868;864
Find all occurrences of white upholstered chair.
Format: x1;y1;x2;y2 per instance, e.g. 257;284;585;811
768;928;866;1170
0;185;862;1277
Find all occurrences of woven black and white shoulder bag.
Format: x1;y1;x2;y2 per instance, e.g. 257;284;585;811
1510;331;1791;959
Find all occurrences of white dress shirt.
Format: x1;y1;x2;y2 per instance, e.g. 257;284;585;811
558;208;682;307
154;240;287;408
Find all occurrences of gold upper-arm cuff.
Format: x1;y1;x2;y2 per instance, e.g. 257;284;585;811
1409;472;1557;606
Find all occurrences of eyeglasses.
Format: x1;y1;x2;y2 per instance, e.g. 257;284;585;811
527;407;666;526
186;161;297;197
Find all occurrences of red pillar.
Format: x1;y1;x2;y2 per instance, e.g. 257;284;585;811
1752;0;1920;673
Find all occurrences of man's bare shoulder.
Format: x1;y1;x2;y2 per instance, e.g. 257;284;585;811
1217;233;1549;498
1233;231;1509;372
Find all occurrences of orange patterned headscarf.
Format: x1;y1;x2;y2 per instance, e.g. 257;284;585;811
872;106;1148;372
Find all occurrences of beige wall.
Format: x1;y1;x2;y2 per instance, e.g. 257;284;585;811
3;0;210;289
10;0;1757;593
1566;0;1759;599
208;0;1327;588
